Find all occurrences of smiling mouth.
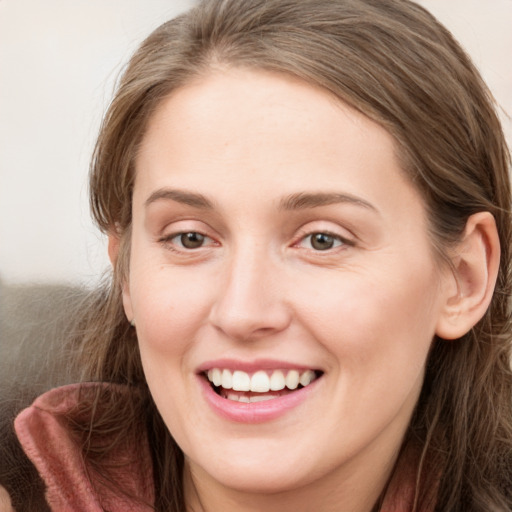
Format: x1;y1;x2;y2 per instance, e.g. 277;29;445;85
205;368;323;403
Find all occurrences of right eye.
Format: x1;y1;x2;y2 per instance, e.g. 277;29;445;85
161;231;214;250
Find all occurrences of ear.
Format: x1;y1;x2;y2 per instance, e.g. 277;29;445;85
107;229;121;266
108;230;134;324
436;212;500;340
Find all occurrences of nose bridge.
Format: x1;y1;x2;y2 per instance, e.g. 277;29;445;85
209;240;289;340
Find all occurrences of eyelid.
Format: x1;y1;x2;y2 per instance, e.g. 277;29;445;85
302;232;342;246
156;218;221;256
156;217;216;240
298;231;353;252
159;230;217;248
292;223;356;249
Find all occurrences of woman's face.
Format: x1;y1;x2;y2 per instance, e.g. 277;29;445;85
123;69;452;501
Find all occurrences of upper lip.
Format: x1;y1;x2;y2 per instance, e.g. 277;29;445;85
196;358;322;374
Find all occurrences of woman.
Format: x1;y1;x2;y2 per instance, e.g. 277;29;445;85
3;0;512;510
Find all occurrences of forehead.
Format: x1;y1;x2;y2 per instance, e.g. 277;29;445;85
134;68;421;220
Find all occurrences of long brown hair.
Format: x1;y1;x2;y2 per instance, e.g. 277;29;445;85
74;0;512;510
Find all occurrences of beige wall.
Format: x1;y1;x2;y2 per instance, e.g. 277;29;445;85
1;1;511;284
0;1;195;285
418;0;512;143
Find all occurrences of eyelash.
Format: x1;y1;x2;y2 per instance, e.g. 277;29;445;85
159;231;216;252
159;230;353;253
295;231;354;252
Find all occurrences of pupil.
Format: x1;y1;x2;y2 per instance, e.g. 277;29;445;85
311;233;334;250
181;232;204;249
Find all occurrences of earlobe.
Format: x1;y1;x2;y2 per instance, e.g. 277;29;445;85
108;230;121;265
107;230;135;324
435;212;500;340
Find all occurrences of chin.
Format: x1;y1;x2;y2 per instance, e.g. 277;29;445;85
206;462;312;495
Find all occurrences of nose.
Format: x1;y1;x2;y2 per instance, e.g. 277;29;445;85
208;246;291;341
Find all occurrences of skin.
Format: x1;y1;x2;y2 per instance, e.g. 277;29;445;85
117;69;494;512
0;486;14;512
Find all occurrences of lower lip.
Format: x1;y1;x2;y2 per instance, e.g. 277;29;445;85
199;375;320;424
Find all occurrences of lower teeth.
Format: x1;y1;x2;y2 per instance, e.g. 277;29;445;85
236;394;278;403
216;385;303;403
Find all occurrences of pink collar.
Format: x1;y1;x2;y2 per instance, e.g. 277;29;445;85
15;383;154;511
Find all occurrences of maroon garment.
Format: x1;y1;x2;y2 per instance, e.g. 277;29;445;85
15;384;154;511
15;383;434;511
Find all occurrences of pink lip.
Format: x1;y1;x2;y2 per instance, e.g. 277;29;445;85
198;372;321;424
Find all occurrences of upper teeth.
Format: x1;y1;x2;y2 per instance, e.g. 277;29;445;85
206;368;317;392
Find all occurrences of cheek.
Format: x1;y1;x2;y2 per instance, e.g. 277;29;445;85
129;264;215;356
295;258;442;374
129;266;215;436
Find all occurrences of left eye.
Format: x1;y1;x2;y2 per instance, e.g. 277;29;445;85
300;232;344;251
169;232;212;249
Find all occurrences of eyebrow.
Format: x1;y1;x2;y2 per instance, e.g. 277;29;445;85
279;192;378;213
145;188;214;209
145;188;378;214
